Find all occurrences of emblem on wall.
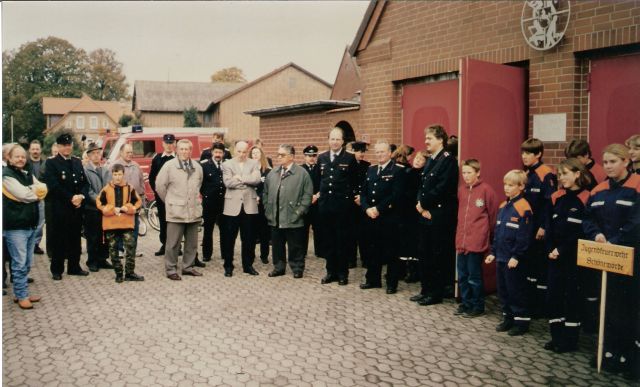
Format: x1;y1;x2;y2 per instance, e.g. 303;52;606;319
521;0;570;51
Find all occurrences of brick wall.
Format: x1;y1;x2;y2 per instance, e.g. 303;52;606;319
354;0;640;165
259;109;360;164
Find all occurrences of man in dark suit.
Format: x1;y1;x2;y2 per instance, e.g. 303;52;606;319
347;141;371;268
300;145;323;258
149;134;176;256
317;127;358;285
411;124;459;305
359;141;405;294
200;143;226;262
42;133;90;280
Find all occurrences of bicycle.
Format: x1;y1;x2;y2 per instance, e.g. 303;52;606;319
138;198;160;236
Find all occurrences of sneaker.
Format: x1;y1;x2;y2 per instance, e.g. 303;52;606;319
495;319;514;332
463;310;484;318
454;305;469;316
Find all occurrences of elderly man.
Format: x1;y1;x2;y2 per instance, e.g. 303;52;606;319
359;141;405;294
317;127;358;285
221;141;262;277
43;133;90;280
155;139;204;280
83;143;112;272
112;143;145;255
263;145;313;278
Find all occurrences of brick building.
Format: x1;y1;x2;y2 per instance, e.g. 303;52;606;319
253;0;640;193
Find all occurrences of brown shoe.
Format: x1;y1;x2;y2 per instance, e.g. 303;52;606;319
181;270;203;276
17;299;33;309
167;273;182;281
13;295;41;303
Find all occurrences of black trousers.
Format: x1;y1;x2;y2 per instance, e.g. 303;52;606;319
321;210;350;279
3;237;11;285
497;261;530;328
363;216;400;287
156;199;168;246
546;254;580;348
525;238;548;317
271;227;305;274
418;222;455;299
252;205;270;261
84;210;108;268
202;205;223;260
50;212;83;275
222;208;256;272
302;206;321;257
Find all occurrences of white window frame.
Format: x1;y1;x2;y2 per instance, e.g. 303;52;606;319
76;116;85;129
90;116;98;130
103;119;110;129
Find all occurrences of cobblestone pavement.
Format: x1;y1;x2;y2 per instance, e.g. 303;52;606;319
3;229;636;386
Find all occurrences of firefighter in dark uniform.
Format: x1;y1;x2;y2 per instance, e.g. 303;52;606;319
347;141;371;268
583;144;640;381
544;158;591;353
200;142;226;261
199;130;232;162
149;134;176;256
411;125;458;305
359;141;405;294
300;145;323;258
317;127;359;285
42;133;90;280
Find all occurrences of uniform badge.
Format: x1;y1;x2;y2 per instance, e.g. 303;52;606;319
475;199;485;207
510;216;519;222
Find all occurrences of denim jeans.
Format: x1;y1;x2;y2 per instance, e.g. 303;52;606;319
3;228;37;300
457;252;485;312
34;201;45;247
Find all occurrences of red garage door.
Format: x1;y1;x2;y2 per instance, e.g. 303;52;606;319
589;54;640;162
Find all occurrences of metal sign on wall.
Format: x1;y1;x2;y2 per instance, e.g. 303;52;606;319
521;0;571;51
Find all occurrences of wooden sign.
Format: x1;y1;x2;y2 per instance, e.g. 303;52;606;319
577;239;635;276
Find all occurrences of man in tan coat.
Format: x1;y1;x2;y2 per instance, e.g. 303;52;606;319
221;141;262;277
155;139;204;280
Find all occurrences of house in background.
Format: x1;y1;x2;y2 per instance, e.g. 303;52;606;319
132;80;244;128
42;94;131;143
131;63;332;142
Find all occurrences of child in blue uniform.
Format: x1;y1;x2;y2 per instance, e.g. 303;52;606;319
486;170;533;336
583;144;640;381
544;158;591;353
521;138;556;317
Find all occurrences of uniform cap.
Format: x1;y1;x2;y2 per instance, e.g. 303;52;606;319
303;145;318;155
56;133;73;145
351;141;368;152
86;142;102;154
163;134;176;143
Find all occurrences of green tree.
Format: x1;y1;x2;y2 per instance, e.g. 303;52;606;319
183;106;201;127
87;48;129;101
3;37;90;142
118;113;133;127
210;66;246;83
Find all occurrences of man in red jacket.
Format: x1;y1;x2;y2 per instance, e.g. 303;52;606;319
454;159;498;317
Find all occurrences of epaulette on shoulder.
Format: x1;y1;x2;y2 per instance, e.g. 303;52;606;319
591;180;610;196
578;190;590;205
72;155;80;160
499;201;507;209
396;163;405;168
623;173;640;193
535;164;554;181
513;198;532;217
201;159;210;164
551;189;566;205
443;151;451;157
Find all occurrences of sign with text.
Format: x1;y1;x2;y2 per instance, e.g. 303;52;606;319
577;239;634;276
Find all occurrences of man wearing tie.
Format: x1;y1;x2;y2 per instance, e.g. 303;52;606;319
200;143;226;262
221;141;262;277
263;144;313;278
155;139;204;280
359;141;405;294
316;127;358;285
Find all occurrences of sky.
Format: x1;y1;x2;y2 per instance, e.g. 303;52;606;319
1;1;369;94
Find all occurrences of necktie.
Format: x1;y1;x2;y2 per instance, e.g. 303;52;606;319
183;161;189;170
378;166;382;175
330;153;335;162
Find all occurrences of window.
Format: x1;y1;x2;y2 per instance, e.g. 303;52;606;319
103;120;110;129
76;116;85;129
90;116;98;130
65;119;73;129
130;140;156;158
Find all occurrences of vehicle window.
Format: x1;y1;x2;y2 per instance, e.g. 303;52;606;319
130;140;156;158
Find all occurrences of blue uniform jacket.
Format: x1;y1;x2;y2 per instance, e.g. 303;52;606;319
317;149;359;213
524;162;556;232
491;194;533;263
360;161;405;219
583;173;640;248
546;188;589;259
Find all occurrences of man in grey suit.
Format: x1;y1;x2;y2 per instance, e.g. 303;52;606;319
263;144;313;278
221;141;262;276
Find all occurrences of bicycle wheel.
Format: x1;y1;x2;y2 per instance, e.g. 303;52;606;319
138;216;147;236
147;200;161;231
